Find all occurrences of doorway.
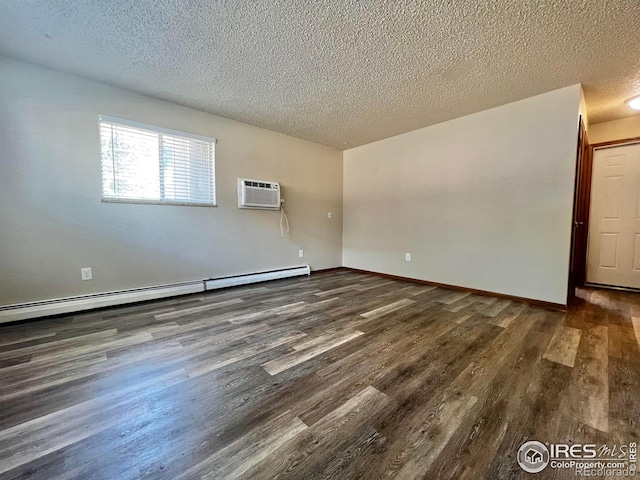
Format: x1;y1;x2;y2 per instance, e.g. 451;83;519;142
567;117;591;303
586;141;640;289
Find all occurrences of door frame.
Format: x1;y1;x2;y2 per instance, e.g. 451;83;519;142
568;133;640;302
567;117;591;304
591;136;640;149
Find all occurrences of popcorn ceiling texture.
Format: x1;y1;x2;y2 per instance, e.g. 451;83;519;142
0;0;639;149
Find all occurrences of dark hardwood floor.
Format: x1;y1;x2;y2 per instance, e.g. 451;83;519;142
0;270;639;479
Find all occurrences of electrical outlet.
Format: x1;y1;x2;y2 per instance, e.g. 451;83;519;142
328;212;332;218
405;253;411;262
299;249;304;258
81;267;93;280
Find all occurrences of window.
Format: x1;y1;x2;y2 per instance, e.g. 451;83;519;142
99;115;216;206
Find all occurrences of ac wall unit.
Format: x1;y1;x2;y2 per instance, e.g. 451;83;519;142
238;178;280;210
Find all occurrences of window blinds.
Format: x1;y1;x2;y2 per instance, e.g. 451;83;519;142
99;115;216;206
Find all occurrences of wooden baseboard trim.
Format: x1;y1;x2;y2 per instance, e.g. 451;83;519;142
311;267;346;274
343;267;567;311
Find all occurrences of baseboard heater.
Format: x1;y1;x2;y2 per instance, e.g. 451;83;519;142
0;265;310;324
204;265;310;290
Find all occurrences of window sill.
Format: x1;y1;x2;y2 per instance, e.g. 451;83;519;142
101;198;217;207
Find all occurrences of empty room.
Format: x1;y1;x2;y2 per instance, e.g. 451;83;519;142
2;1;640;479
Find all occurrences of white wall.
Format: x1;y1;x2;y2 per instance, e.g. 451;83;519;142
589;115;640;144
0;56;343;306
343;85;582;304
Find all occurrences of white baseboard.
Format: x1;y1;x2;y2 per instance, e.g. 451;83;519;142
0;265;311;324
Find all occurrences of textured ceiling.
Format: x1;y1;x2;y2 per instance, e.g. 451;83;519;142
1;1;640;149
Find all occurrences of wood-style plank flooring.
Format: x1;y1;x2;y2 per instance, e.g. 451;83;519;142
0;270;639;479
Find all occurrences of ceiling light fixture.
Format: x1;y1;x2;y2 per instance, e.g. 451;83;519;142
627;95;640;110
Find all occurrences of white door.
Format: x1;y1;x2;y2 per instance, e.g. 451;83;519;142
587;143;640;288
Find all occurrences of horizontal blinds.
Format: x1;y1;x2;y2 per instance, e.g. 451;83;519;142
99;114;216;144
99;116;216;206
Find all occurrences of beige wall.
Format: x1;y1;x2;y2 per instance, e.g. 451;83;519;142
0;56;343;306
0;56;588;308
579;88;589;130
588;115;640;144
343;85;582;305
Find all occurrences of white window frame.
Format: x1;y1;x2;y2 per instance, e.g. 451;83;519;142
99;114;217;207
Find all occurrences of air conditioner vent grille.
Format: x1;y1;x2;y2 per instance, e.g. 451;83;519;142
238;178;281;210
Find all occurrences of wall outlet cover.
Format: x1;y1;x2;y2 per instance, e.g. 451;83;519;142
81;267;93;280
